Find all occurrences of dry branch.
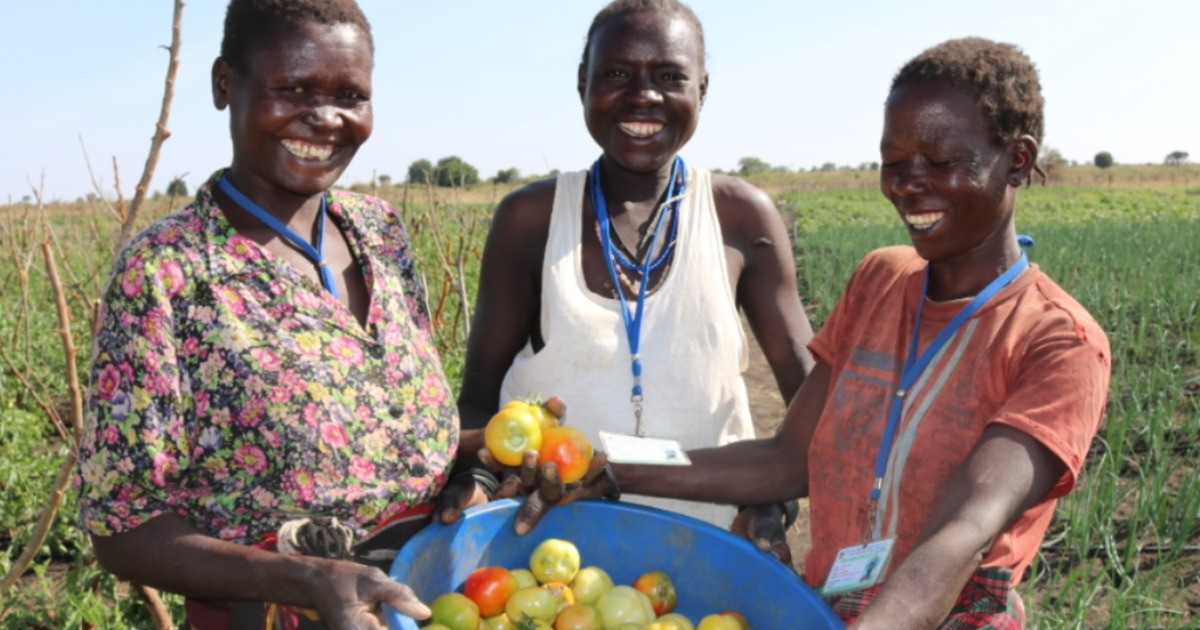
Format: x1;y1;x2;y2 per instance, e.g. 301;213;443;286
115;0;185;253
0;242;83;596
78;135;123;223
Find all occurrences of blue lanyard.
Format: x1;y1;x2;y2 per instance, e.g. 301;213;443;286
589;156;687;435
868;252;1029;518
218;175;338;298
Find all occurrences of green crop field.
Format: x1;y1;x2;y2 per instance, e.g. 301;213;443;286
1;176;1198;627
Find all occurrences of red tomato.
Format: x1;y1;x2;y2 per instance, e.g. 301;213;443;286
554;603;604;630
633;569;677;615
485;406;543;466
719;610;749;629
464;566;521;618
429;592;481;630
538;426;594;484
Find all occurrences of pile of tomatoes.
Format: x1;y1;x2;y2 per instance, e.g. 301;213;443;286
423;538;749;630
484;398;595;483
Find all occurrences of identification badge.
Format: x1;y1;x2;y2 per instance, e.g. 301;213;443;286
599;431;692;466
821;537;894;596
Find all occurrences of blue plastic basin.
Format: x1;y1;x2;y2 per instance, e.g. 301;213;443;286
386;498;841;629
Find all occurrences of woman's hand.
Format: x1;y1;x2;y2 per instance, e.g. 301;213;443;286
305;558;430;630
513;452;612;535
435;469;493;525
730;503;794;565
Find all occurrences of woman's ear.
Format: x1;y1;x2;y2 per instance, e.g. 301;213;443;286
212;57;231;110
577;63;588;103
699;72;709;109
1008;134;1038;186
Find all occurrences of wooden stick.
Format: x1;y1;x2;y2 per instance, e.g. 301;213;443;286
133;582;176;630
0;243;81;594
115;0;185;253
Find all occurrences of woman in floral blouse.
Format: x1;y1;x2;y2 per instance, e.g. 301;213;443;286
75;1;469;627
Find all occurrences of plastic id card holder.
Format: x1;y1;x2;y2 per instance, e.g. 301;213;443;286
821;537;894;597
599;431;692;466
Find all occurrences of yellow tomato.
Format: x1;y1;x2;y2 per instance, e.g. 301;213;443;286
485;406;543;466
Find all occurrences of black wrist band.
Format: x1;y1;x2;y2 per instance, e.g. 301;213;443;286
601;464;621;501
453;467;500;498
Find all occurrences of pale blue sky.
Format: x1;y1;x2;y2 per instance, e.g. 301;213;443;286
4;1;1197;202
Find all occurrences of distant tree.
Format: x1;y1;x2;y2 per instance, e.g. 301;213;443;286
377;174;392;187
819;162;838;172
1166;150;1189;165
166;176;189;197
737;157;771;176
771;165;791;173
1038;147;1066;181
407;159;434;184
1093;151;1114;169
435;156;479;187
548;169;561;178
491;167;520;184
21;195;31;204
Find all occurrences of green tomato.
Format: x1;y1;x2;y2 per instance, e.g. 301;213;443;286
594;585;654;628
505;586;559;623
484;614;517;630
529;538;581;584
651;613;697;630
428;592;481;630
511;568;539;589
569;566;614;605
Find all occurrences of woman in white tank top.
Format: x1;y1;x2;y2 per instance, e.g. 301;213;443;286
458;0;815;538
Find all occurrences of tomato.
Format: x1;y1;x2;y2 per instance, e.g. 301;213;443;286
632;570;677;615
553;603;604;630
697;614;744;630
529;538;581;584
511;568;539;589
594;585;655;628
485;406;543;466
505;587;559;624
484;614;517;630
464;566;521;618
648;613;696;630
538;426;594;484
428;592;481;630
540;580;575;612
423;625;453;630
568;566;614;605
503;398;560;430
515;620;553;630
718;610;748;629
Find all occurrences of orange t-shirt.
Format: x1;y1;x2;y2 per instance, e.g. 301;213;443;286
805;247;1110;588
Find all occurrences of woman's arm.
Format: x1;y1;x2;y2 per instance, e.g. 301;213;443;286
91;513;429;628
515;361;832;534
849;424;1065;629
457;181;556;438
713;175;815;403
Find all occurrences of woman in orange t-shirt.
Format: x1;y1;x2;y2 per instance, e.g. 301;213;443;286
517;37;1110;629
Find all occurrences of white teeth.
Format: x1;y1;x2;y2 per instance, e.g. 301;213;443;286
905;212;944;230
281;139;334;161
619;122;664;138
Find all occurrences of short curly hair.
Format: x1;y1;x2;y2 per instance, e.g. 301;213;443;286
221;0;373;72
891;37;1044;145
580;0;705;70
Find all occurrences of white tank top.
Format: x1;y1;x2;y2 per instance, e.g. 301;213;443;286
500;169;752;526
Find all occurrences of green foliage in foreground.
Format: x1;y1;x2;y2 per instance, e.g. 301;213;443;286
1;185;1197;627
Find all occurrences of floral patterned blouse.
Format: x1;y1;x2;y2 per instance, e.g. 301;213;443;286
76;172;458;544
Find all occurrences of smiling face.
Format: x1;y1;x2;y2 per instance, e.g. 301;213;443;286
213;20;373;203
578;9;708;175
880;80;1024;266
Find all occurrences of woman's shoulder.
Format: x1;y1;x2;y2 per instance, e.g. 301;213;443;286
492;177;561;231
709;173;774;212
